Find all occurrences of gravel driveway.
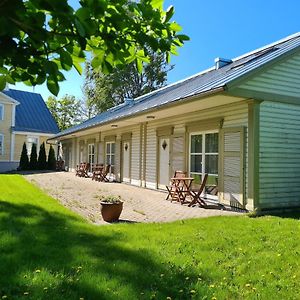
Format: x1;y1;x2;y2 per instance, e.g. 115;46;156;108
24;172;241;225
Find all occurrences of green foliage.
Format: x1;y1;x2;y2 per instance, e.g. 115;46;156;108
46;95;82;130
38;142;47;170
84;50;173;116
0;0;188;95
100;195;122;204
29;143;38;170
19;142;29;170
47;145;56;170
1;175;300;299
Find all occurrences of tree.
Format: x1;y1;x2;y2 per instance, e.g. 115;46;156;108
0;0;188;95
38;142;47;170
29;143;38;170
19;142;29;170
84;50;173;116
46;95;82;130
47;145;56;170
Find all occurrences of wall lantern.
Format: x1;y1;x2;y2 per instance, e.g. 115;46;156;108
162;140;167;150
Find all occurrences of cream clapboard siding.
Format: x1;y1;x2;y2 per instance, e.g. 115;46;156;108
13;134;54;162
130;126;141;186
62;101;248;199
238;52;300;98
0;102;12;161
145;101;249;197
259;101;300;208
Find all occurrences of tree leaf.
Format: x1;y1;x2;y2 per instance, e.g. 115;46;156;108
164;6;174;23
176;34;190;41
47;77;59;96
169;22;182;32
60;51;73;71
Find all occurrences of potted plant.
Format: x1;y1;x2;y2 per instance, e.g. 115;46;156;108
100;195;123;222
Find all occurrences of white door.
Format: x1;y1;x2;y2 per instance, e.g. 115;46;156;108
158;137;170;189
122;141;130;183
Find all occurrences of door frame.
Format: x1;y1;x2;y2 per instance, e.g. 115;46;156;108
156;135;171;189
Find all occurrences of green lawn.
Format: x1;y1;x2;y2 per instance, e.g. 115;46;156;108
1;175;300;299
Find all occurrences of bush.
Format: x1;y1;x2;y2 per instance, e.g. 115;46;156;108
19;142;29;170
38;142;47;170
29;143;38;170
47;145;56;170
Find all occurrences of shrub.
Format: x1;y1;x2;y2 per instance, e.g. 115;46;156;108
38;142;47;170
47;145;56;170
19;142;29;170
29;143;38;170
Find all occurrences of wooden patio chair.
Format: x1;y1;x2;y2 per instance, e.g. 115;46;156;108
92;164;104;181
98;164;111;182
76;163;84;176
166;170;187;201
185;173;208;207
76;162;90;178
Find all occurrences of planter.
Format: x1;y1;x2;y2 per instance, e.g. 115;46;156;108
100;201;123;222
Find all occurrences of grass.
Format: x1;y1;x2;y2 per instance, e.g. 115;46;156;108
1;175;300;299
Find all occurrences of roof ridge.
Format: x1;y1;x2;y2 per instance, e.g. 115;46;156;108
134;32;300;103
232;32;300;62
7;87;42;96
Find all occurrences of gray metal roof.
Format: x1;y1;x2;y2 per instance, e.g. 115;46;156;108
3;89;59;134
54;32;300;139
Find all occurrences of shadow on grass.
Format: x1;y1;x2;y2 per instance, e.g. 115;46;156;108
0;200;206;299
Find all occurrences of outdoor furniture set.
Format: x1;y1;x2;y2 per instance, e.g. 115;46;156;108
76;162;111;182
166;171;209;207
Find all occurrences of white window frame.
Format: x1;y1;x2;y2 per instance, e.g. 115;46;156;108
26;136;39;156
189;130;219;200
105;141;115;173
0;104;4;121
88;143;95;171
0;134;4;155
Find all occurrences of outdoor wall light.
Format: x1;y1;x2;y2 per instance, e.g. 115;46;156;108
146;115;155;119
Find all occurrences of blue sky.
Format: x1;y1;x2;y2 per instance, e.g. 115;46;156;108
15;0;300;101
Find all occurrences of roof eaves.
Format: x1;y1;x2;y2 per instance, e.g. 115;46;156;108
49;86;225;141
0;91;20;105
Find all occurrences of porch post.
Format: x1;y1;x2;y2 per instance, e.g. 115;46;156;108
247;99;262;211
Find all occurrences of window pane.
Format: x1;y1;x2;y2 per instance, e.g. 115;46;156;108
205;133;218;153
106;155;110;164
191;135;202;153
205;154;218;174
190;154;202;173
0;105;3;120
111;142;115;153
111;154;115;165
106;143;110;153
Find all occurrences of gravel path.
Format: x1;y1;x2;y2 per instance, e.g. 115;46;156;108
24;172;241;225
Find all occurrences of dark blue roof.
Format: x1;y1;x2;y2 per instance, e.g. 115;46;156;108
52;32;300;139
3;89;59;134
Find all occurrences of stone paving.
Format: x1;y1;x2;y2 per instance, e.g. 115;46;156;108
24;172;242;225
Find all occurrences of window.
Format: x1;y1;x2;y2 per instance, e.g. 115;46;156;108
190;132;218;199
88;144;95;171
26;136;38;156
106;142;115;173
0;134;3;155
0;104;4;121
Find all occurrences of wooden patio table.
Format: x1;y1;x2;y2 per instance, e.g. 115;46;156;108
92;164;104;181
170;177;194;204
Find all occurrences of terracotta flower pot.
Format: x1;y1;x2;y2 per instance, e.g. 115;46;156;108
100;201;123;222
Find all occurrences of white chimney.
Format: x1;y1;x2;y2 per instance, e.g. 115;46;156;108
215;57;232;69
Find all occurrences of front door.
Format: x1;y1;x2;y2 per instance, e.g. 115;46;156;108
158;137;170;189
122;141;131;183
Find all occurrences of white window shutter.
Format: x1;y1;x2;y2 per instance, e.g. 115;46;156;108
171;135;185;174
219;127;245;208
